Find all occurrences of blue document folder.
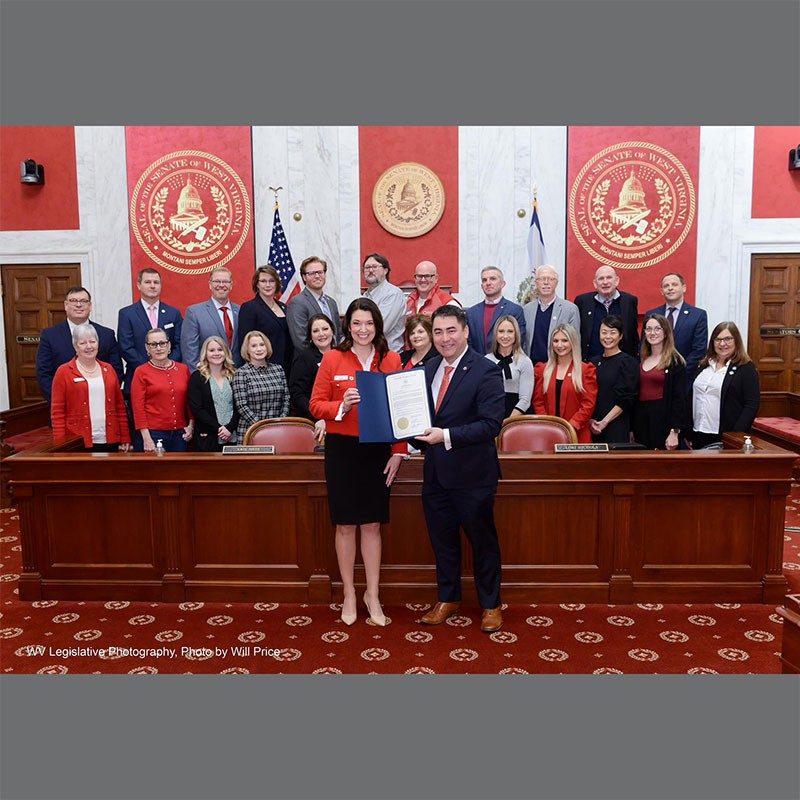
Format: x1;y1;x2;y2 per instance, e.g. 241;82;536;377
356;368;430;443
356;370;397;443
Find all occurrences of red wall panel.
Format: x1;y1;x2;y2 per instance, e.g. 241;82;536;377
566;126;700;311
0;126;79;231
358;126;459;291
752;126;800;219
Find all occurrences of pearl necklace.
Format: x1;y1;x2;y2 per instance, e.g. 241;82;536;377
149;359;174;371
77;361;100;376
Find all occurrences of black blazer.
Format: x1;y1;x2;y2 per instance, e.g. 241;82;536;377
187;370;239;451
288;346;324;420
236;295;294;375
399;346;440;368
574;290;639;360
691;361;760;435
36;319;124;401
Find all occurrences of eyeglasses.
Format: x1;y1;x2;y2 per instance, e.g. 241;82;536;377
414;274;436;280
66;299;90;306
363;265;384;272
210;280;231;286
644;327;663;333
303;270;325;278
147;341;170;348
714;336;734;344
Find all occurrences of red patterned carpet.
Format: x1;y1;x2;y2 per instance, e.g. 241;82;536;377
2;485;799;675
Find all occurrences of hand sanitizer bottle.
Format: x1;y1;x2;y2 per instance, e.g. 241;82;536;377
155;439;165;456
742;435;754;453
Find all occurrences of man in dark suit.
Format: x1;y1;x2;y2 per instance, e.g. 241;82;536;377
414;305;507;632
574;265;639;360
644;272;708;375
465;266;527;354
181;267;241;370
36;285;123;402
117;267;183;391
285;256;342;350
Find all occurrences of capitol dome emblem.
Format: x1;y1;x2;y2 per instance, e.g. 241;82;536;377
372;162;445;238
569;141;696;270
130;150;251;275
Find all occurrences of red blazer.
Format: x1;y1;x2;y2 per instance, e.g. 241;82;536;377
533;361;598;443
51;358;131;447
310;348;405;454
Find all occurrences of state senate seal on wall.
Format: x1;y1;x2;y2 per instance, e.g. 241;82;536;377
568;141;696;270
129;150;252;275
372;162;445;238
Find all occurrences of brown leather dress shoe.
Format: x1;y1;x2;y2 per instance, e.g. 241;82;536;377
480;606;503;632
420;601;461;625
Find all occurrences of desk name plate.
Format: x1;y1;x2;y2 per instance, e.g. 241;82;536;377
222;445;275;455
554;443;610;452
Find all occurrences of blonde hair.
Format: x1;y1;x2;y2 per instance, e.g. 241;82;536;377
197;335;236;380
491;315;524;361
542;324;584;394
240;330;273;362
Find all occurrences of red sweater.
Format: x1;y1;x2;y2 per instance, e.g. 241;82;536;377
50;358;130;447
310;348;405;454
131;361;192;431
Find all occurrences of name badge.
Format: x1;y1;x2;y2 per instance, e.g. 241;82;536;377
333;375;351;381
164;322;174;329
73;377;86;382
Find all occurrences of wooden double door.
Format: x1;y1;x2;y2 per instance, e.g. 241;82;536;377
1;263;81;407
748;253;800;393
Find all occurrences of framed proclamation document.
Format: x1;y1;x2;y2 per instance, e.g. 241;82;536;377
356;368;432;443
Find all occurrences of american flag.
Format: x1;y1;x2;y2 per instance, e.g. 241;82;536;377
269;203;300;301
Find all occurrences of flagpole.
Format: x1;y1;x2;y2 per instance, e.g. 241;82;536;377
268;185;283;211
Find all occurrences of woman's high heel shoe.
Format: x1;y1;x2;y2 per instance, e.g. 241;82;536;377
363;593;387;627
340;594;357;626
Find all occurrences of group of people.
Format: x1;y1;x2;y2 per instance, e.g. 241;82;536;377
465;263;759;450
36;255;761;635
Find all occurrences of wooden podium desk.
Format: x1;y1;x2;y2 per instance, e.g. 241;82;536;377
8;433;793;604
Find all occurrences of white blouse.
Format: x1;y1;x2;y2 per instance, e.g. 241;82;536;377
86;373;107;443
692;360;727;434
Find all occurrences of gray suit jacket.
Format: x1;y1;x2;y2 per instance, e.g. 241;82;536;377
181;298;241;371
285;287;342;349
523;296;581;356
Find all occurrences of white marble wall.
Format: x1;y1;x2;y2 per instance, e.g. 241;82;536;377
457;126;567;307
2;125;798;409
252;126;361;306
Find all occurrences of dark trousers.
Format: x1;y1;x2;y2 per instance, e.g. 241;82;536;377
422;478;502;609
690;430;723;449
142;429;187;452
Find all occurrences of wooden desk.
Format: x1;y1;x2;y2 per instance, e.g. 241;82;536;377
8;435;793;604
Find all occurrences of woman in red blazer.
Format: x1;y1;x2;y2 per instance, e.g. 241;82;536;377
50;323;131;452
310;298;405;628
533;323;598;443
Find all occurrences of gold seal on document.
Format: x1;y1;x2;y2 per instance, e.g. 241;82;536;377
372;162;445;238
568;141;696;270
130;150;252;275
396;417;410;430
